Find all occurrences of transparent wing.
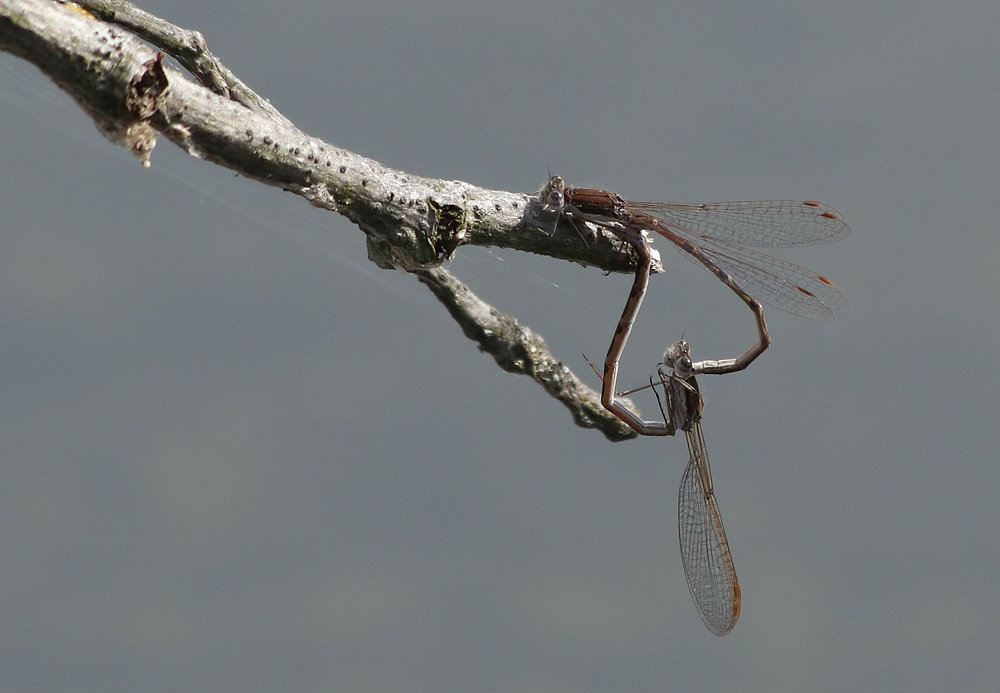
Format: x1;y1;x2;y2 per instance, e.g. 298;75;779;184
678;421;741;636
629;199;850;247
676;233;844;320
636;213;845;321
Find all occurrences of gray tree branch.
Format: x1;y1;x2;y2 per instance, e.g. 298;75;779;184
0;0;642;440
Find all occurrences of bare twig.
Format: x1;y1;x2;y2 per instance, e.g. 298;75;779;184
0;0;647;439
413;269;636;440
73;0;291;125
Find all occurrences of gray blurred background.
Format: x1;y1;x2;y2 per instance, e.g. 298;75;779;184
2;1;997;691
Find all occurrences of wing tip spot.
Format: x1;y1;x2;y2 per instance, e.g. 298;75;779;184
803;201;841;221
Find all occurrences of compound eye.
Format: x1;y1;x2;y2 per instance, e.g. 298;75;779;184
544;189;565;211
674;355;693;377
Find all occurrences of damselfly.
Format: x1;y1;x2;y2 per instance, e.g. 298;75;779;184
642;340;740;635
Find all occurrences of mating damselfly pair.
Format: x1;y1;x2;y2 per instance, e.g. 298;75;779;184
540;176;848;634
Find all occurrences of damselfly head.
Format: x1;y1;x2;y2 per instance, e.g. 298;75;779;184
541;176;566;212
663;340;691;367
